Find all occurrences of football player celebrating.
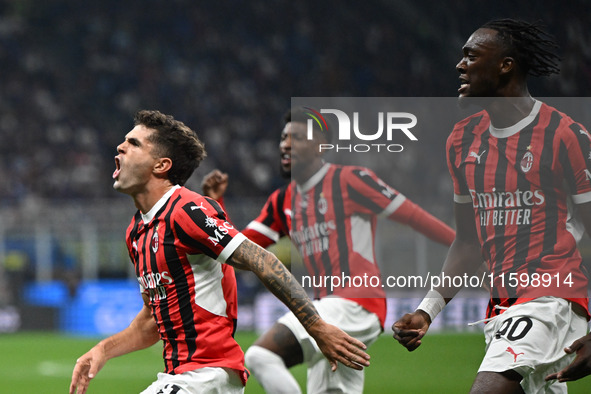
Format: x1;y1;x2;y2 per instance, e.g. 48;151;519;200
69;110;370;394
393;19;591;393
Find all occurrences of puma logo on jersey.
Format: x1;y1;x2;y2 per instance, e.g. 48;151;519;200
505;347;524;362
469;150;486;164
191;202;206;211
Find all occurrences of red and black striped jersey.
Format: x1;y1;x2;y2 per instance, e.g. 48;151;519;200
245;163;455;327
447;100;590;319
243;185;292;248
125;186;248;383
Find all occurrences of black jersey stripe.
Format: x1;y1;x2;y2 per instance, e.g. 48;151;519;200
276;186;289;234
347;169;396;214
162;196;198;366
295;186;320;291
129;212;142;278
149;196;179;373
471;127;491;266
261;193;277;228
513;122;536;290
539;111;562;261
175;223;215;259
331;168;350;279
347;185;382;214
204;197;227;221
494;137;511;298
313;175;333;293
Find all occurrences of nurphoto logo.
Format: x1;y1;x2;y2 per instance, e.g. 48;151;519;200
304;107;418;153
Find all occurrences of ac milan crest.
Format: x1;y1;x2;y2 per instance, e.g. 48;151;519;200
151;229;159;253
520;151;534;173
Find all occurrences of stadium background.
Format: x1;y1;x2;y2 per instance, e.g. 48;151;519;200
0;0;589;392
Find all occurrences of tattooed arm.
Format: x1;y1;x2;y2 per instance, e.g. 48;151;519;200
226;239;370;371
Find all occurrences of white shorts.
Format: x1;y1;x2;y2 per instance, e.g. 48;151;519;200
140;367;244;394
277;296;382;394
479;297;588;394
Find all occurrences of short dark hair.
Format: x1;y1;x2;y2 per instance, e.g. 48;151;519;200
284;106;332;142
481;18;560;77
134;110;206;185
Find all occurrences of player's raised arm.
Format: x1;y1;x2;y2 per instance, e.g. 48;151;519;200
69;295;160;394
393;202;482;351
389;197;455;246
226;238;371;371
201;169;229;201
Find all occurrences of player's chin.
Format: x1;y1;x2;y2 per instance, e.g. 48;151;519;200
279;166;291;179
457;95;477;109
113;180;127;193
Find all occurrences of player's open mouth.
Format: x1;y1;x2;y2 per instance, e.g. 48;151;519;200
458;78;469;93
113;157;121;179
281;153;291;166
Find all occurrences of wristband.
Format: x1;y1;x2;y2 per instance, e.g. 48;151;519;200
416;290;446;322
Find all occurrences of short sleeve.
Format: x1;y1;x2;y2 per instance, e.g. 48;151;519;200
446;128;472;204
173;197;246;262
344;167;405;217
560;122;591;204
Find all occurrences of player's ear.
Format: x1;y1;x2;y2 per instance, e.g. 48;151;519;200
154;157;173;176
500;56;515;75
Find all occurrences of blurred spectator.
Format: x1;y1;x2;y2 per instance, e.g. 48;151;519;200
0;0;587;209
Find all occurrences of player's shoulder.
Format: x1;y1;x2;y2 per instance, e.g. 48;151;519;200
263;183;292;208
173;186;205;205
451;110;489;137
271;183;291;198
338;164;379;181
540;102;589;137
447;110;489;150
171;187;225;219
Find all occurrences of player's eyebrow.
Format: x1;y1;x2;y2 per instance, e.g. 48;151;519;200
126;136;141;146
462;44;479;54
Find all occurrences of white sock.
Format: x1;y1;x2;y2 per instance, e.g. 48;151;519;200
244;345;302;394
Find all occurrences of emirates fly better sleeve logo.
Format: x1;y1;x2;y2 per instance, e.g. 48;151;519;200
304;107;418;153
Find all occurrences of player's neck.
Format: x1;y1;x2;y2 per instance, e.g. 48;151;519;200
132;180;176;214
485;94;535;129
293;159;325;185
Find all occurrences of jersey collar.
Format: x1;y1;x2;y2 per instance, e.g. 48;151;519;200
489;100;542;139
297;163;331;193
141;185;181;224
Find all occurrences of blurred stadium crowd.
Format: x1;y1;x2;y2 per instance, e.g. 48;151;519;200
0;0;590;319
0;0;589;205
